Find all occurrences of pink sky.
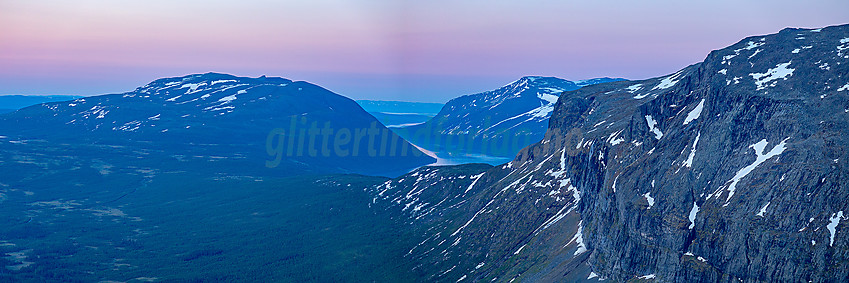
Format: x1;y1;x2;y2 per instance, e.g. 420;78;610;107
1;0;847;102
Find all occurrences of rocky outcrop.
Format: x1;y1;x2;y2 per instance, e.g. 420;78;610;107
368;24;849;282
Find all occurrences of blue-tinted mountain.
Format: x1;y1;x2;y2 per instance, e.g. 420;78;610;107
0;73;434;176
397;76;624;159
0;74;430;281
366;24;849;282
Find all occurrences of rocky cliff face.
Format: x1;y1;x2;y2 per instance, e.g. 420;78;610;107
367;24;849;282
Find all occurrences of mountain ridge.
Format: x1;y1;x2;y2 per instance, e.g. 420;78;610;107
0;72;434;176
396;76;625;159
365;24;849;282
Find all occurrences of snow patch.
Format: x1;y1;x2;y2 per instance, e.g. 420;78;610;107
451;200;494;237
653;70;684;90
538;92;560;104
726;76;742;85
612;175;619;193
218;95;237;102
208;106;235;112
683;99;705;125
828;211;844;246
645;115;663;139
748;49;762;59
756;202;770;217
838;39;849;57
116;120;142;132
741;41;765;51
627;84;647;99
688;203;700;230
750;61;794;90
723;138;790;205
513;244;526;255
643;192;655;209
179;83;207;94
535;202;574;233
609;136;624;146
569;221;587;256
684;132;700;168
607;129;625;146
463;173;486;194
626;84;643;93
210;80;236;85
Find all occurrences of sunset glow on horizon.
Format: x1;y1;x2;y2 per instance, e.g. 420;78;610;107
2;0;848;102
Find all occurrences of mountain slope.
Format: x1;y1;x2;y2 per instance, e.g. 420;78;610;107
0;74;429;280
397;76;624;159
366;24;849;282
0;73;434;176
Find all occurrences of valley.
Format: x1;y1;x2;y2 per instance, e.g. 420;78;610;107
0;141;411;282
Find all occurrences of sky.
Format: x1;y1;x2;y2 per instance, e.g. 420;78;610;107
1;0;847;103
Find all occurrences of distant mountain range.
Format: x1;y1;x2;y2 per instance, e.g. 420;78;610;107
0;73;434;176
356;100;444;128
0;94;83;113
396;76;624;159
